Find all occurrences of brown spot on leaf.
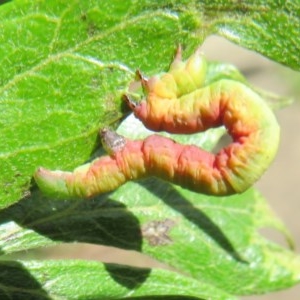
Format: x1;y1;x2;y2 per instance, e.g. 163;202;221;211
142;219;176;246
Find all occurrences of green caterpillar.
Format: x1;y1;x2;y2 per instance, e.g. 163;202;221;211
34;47;280;198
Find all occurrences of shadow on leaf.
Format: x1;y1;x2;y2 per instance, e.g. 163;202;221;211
105;263;150;289
0;0;11;6
0;188;151;289
0;260;50;300
0;176;246;290
141;178;247;264
0;189;142;249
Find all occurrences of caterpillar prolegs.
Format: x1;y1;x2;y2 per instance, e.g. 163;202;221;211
34;48;280;198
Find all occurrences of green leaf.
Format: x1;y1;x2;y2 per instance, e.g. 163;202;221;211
0;0;298;208
0;260;235;300
1;181;299;296
0;118;224;254
0;0;202;209
200;0;300;70
0;1;299;298
0;116;298;297
206;62;294;110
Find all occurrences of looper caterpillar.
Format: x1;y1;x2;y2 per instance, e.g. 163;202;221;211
34;47;280;198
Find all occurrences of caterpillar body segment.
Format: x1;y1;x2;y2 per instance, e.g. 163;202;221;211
35;134;143;198
34;48;280;198
35;131;234;198
129;51;280;193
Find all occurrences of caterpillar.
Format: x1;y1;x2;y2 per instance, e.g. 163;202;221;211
34;47;280;198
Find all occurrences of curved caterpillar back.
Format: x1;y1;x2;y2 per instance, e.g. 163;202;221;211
34;47;280;198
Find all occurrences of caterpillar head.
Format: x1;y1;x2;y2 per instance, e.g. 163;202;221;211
141;47;207;99
169;47;207;96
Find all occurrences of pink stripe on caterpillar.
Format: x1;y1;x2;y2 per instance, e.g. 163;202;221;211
35;132;231;198
34;47;280;198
